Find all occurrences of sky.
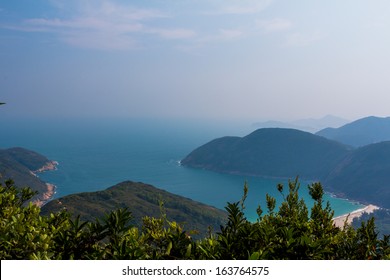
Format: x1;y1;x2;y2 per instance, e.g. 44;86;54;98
1;0;390;122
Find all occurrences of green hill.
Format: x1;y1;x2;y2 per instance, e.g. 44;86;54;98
41;181;227;237
324;141;390;208
316;116;390;147
181;128;350;180
182;127;390;208
0;147;53;195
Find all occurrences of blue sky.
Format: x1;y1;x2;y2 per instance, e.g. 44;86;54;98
1;0;390;122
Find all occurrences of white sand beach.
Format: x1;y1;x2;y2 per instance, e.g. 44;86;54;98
31;161;58;207
332;204;380;228
32;183;56;207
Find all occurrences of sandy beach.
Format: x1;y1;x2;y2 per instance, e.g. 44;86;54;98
31;161;58;207
32;183;56;207
332;204;380;228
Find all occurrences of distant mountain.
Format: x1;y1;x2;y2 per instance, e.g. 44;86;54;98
316;116;390;147
324;141;390;208
41;181;227;237
253;115;349;133
0;147;53;195
181;128;350;180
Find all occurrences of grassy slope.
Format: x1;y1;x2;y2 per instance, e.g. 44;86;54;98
41;181;227;237
324;141;390;208
0;147;50;194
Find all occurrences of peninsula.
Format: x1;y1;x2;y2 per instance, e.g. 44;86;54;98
0;147;58;206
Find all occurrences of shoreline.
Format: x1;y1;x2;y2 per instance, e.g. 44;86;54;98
31;161;58;207
32;183;56;207
34;161;59;174
332;204;380;228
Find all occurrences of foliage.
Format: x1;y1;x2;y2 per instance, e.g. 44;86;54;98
1;179;389;260
352;209;390;237
41;181;227;237
0;148;50;195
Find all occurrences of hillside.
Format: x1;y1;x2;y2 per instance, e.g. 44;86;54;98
0;147;54;195
181;128;350;180
41;181;227;237
316;116;390;147
324;141;390;208
182;127;390;208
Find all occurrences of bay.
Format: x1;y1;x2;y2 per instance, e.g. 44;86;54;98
0;117;363;220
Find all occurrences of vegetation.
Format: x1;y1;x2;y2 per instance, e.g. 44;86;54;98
352;209;390;237
181;128;350;180
0;147;51;195
325;141;390;208
1;178;389;260
41;181;227;237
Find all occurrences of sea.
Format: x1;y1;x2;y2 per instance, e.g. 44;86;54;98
0;117;364;221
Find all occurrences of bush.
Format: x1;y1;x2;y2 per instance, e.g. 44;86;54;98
1;179;389;259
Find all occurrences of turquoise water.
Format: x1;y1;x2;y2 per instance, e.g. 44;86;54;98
0;118;363;220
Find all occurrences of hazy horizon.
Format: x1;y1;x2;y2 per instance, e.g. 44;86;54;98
1;1;390;123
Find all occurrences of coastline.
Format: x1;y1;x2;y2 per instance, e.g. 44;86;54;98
34;161;59;173
31;161;58;207
32;183;56;207
332;204;380;228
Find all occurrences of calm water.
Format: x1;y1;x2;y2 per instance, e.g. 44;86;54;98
0;117;363;220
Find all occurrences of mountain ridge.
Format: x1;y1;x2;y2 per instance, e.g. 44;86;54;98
253;115;349;133
316;116;390;147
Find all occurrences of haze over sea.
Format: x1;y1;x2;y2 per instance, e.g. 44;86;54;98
0;118;363;221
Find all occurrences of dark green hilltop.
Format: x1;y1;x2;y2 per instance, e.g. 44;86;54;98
181;126;390;209
181;128;351;180
41;181;227;237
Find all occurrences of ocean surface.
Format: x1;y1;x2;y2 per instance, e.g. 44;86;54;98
0;117;363;221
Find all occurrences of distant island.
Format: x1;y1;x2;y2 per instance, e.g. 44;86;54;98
182;117;390;209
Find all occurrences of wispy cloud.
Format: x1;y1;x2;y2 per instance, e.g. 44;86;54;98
205;0;274;15
191;28;245;48
174;28;245;55
148;28;196;40
285;31;325;47
218;29;244;40
4;0;195;50
256;18;293;33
